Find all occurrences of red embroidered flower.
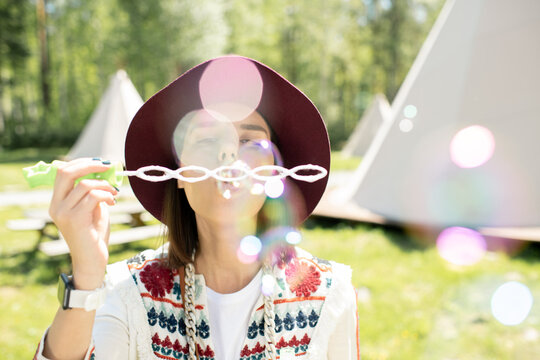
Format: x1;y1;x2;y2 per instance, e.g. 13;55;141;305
139;261;174;298
252;342;265;354
288;335;299;347
276;337;288;349
161;336;172;348
241;345;250;356
285;259;321;297
202;345;215;357
173;339;183;352
151;333;161;345
195;344;214;357
300;333;310;345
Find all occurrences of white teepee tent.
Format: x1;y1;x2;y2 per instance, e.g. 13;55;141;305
341;94;391;158
67;70;144;163
334;0;540;228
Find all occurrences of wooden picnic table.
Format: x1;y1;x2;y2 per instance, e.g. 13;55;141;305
6;200;160;255
22;201;152;227
39;224;163;256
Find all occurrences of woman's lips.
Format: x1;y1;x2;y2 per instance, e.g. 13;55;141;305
216;179;242;199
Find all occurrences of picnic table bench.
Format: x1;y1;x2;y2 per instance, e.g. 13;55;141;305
6;201;159;255
38;224;162;256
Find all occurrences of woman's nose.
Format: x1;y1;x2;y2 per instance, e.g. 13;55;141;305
218;143;238;164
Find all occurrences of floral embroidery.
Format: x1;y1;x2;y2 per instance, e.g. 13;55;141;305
284;313;295;331
139;261;174;298
285;259;321;297
148;308;158;326
172;283;181;301
167;314;178;333
128;248;332;360
274;314;283;332
275;334;311;354
197;343;215;357
127;253;147;266
178;316;186;336
296;311;307;328
197;320;210;339
152;333;189;359
308;310;319;327
247;321;259;339
240;342;266;357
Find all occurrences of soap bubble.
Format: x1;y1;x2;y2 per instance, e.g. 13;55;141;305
399;119;414;133
436;227;486;266
199;57;263;123
240;235;262;256
265;178;284;198
450;125;495;168
491;281;533;326
403;104;418;118
250;183;265;195
285;230;302;245
237;235;262;264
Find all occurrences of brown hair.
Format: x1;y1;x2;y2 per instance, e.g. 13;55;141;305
162;181;296;269
162;180;199;268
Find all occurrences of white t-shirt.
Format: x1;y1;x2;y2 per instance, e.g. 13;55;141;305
206;270;262;360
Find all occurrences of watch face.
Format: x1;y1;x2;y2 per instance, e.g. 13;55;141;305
57;273;71;309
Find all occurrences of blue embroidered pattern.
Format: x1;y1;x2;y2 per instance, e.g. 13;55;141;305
126;248;333;359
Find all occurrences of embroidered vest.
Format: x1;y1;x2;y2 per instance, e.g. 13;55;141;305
126;248;335;360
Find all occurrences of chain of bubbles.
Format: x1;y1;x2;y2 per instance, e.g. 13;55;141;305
119;164;327;183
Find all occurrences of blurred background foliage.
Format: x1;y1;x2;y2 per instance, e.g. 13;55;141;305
0;0;444;150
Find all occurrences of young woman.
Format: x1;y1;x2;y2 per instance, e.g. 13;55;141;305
35;56;359;360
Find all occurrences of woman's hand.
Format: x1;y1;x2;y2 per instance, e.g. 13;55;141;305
48;158;118;290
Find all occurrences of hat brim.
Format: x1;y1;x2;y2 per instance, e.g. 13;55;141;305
125;56;330;224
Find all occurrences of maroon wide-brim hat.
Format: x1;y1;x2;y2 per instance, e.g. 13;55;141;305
125;55;330;224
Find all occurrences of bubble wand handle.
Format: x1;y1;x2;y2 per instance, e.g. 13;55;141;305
22;161;124;188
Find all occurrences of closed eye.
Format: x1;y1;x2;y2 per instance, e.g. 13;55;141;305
240;138;268;147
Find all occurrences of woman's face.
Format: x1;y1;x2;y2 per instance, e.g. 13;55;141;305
175;110;274;224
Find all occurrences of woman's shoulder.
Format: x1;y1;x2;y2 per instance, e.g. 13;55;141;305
106;244;174;292
125;243;169;269
120;244;181;299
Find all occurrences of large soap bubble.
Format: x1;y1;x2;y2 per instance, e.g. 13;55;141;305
199;57;263;123
450;125;495;168
491;281;534;326
436;227;486;266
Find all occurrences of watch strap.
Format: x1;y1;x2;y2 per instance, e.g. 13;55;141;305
58;274;107;311
68;282;107;311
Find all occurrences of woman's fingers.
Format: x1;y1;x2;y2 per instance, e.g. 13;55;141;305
50;158;113;206
53;187;115;227
62;179;118;211
73;189;116;215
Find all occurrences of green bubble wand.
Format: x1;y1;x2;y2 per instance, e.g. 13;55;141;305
22;161;125;189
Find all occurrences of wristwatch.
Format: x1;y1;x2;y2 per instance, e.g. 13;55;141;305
57;273;107;311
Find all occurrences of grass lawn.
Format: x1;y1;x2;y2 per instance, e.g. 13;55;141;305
330;151;362;172
1;149;539;359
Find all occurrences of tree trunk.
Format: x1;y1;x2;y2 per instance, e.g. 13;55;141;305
36;0;50;112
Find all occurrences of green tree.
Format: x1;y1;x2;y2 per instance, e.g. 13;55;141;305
0;0;33;147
